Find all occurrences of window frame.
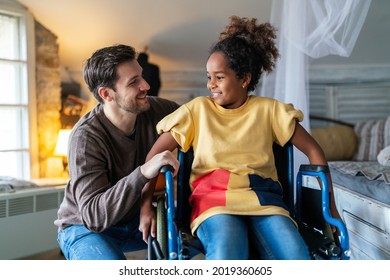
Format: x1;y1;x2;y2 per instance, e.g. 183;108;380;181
0;1;38;179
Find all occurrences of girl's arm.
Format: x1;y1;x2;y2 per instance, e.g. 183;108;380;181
290;123;342;223
139;132;179;242
291;123;327;165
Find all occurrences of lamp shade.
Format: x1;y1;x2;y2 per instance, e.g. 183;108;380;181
54;129;71;157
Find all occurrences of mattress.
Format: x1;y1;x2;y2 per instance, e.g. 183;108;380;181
329;161;390;205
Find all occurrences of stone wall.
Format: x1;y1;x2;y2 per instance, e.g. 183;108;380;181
34;20;62;178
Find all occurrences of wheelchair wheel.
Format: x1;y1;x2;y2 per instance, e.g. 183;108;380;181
156;195;168;259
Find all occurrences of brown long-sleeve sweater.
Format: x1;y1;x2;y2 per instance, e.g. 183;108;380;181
54;97;179;232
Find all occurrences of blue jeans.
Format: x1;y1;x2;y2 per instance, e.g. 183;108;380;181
57;218;147;260
196;214;310;260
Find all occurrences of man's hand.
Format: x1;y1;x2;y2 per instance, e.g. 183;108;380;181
140;150;179;179
139;203;156;243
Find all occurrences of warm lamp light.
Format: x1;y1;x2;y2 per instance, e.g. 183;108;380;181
54;129;71;156
54;129;71;172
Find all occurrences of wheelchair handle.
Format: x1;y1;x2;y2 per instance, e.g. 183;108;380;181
297;168;350;260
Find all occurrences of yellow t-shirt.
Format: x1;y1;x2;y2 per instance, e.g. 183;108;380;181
157;95;304;233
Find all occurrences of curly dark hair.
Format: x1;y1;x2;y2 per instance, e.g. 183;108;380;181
209;16;280;92
83;44;136;103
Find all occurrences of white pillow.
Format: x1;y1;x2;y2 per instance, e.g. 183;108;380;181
377;145;390;166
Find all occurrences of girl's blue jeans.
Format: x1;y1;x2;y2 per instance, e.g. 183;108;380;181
57;218;147;260
196;214;311;260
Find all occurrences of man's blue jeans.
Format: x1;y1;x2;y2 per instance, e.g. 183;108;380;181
57;219;147;260
196;214;311;260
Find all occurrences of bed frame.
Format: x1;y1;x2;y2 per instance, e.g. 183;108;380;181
332;182;390;259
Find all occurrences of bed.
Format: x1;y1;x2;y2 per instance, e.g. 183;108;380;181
310;116;390;259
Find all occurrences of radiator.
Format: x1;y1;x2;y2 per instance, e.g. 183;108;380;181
0;183;65;259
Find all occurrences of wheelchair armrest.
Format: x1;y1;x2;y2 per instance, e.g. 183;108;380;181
297;164;350;260
299;164;329;173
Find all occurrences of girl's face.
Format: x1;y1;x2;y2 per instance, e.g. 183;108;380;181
206;52;249;109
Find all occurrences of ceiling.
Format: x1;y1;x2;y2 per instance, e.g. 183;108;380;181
13;0;390;73
16;0;272;71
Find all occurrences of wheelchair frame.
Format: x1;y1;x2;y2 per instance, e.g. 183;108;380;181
148;143;350;260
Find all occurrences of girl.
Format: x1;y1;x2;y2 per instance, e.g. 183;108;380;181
140;16;340;260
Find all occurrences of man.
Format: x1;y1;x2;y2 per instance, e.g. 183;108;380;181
54;44;179;260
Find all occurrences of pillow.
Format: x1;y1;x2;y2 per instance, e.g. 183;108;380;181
311;125;357;161
353;116;390;161
377;145;390;166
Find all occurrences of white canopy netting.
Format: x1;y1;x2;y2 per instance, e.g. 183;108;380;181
259;0;371;167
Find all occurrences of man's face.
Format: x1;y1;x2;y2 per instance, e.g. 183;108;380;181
112;60;151;114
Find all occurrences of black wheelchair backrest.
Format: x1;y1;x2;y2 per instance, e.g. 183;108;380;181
175;143;295;227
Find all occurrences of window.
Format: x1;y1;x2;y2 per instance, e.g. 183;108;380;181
0;3;37;180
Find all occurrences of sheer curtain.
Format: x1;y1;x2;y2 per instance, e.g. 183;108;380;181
259;0;371;169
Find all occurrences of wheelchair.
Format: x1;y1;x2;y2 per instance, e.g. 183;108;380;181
148;143;350;260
